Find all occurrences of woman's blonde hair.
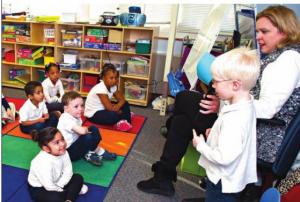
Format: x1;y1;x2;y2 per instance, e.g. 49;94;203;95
211;47;260;90
256;5;300;48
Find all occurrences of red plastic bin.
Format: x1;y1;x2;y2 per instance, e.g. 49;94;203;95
84;75;98;86
5;50;15;62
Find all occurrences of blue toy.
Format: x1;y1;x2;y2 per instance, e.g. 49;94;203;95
197;52;215;85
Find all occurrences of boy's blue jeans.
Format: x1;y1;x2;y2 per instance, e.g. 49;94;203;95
67;126;101;161
88;101;131;125
206;179;241;202
20;112;59;134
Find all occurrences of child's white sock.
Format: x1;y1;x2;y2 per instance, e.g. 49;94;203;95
96;147;105;156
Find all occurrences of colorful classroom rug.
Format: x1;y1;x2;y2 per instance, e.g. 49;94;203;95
2;165;108;202
6;126;138;157
2;97;147;201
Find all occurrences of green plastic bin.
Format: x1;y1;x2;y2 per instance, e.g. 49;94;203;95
135;40;151;54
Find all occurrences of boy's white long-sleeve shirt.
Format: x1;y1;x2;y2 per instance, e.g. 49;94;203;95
28;150;73;192
196;97;257;193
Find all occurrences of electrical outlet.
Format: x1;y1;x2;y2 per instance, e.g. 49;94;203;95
160;98;167;116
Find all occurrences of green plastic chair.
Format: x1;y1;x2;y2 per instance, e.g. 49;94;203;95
180;143;206;177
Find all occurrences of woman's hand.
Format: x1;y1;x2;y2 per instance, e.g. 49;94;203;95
199;95;220;114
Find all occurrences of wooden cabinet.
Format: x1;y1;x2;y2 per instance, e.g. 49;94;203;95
2;20;158;106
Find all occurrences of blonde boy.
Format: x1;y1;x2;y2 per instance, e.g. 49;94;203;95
193;47;260;202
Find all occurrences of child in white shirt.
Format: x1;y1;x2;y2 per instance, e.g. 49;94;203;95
28;127;88;202
193;47;260;201
19;81;59;134
42;62;64;113
58;91;116;166
2;93;16;126
84;64;132;131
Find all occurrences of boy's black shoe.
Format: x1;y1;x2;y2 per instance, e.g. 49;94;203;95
198;177;207;192
182;197;205;202
160;125;168;138
137;177;175;196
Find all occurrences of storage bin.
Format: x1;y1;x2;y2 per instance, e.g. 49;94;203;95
63;53;77;64
127;60;149;77
16;35;31;43
61;29;82;47
44;28;55;45
9;69;26;80
18;57;43;65
44;55;55;65
5;50;15;63
79;57;100;72
136;40;151;54
108;29;122;43
103;59;126;74
82;74;99;92
124;82;146;100
61;77;80;91
37;69;46;82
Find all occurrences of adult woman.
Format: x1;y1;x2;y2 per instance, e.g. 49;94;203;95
137;5;300;196
253;6;300;163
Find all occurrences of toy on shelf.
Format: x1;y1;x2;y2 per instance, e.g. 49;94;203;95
61;29;82;47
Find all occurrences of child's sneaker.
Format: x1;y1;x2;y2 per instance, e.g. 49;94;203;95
101;150;117;160
84;151;103;166
79;184;88;195
116;120;132;132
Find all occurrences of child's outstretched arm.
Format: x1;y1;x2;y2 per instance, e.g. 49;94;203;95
72;125;89;135
20;118;46;126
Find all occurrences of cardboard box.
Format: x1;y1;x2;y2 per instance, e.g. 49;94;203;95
108;29;122;44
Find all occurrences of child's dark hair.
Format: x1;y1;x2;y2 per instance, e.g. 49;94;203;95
24;81;42;96
31;127;59;148
61;91;82;106
45;62;60;74
99;63;117;79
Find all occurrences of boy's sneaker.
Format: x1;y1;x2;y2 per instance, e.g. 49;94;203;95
79;184;88;195
116;120;132;132
198;177;207;192
101;150;117;160
84;151;103;166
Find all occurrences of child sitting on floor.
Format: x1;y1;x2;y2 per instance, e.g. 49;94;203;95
58;91;116;166
84;63;132;131
192;47;260;202
28;127;88;202
19;81;59;134
42;62;64;113
2;93;16;126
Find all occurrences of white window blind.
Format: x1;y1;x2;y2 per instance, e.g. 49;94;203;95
177;4;236;34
